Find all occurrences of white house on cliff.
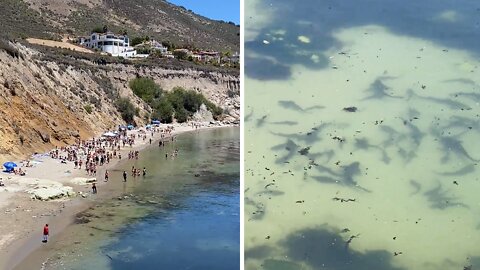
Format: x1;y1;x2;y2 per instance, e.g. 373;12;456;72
80;32;137;58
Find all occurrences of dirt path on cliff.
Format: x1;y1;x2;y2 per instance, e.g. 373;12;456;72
26;38;93;54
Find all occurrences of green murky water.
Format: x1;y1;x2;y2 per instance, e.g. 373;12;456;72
245;1;480;269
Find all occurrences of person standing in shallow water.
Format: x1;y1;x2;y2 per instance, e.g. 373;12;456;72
42;224;49;243
143;167;146;177
104;170;109;182
92;183;97;194
123;171;127;182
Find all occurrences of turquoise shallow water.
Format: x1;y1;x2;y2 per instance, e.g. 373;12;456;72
245;1;480;270
36;127;239;270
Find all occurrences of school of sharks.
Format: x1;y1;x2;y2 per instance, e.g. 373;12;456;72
244;0;480;269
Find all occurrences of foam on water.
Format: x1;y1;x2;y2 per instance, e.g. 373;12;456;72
245;1;480;269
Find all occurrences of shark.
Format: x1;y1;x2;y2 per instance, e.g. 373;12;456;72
406;89;470;110
354;138;391;164
423;183;468;210
278;100;325;112
271;139;300;164
438;136;480;163
363;77;402;100
452;92;480;103
436;164;476;176
271;123;330;144
312;162;370;192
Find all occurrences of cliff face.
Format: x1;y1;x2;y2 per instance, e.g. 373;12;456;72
0;43;240;161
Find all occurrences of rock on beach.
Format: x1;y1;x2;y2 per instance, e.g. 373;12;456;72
25;179;74;201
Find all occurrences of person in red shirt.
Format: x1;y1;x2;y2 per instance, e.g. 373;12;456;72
42;224;49;243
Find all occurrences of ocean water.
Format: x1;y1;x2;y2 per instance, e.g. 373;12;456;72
245;1;480;270
29;127;239;270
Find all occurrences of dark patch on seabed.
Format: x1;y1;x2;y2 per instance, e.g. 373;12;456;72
245;56;292;80
246;226;405;270
246;0;480;80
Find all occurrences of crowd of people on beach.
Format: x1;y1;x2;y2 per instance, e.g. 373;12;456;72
70;125;175;181
8;124;180;191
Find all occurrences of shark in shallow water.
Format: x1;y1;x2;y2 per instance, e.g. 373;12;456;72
436;164;476;176
354;137;391;164
423;183;468;210
271;123;331;144
278;100;325;112
406;89;470;110
362;76;402;100
430;126;480;163
271;139;300;164
312;162;370;192
438;136;480;163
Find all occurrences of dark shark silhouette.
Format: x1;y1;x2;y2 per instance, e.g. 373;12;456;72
278;100;325;112
407;89;470;110
423;183;468;209
354;138;391;164
363;77;402;100
312;162;370;192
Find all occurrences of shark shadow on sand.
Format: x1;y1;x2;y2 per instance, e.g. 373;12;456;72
406;89;471;110
312;162;370;192
362;77;402;100
437;135;479;163
271;139;301;164
423;183;468;210
278;100;325;112
271;123;331;145
354;138;391;164
435;163;476;176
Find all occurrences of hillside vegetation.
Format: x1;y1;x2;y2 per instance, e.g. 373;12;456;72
2;0;239;52
129;77;222;123
0;42;239;161
0;0;239;162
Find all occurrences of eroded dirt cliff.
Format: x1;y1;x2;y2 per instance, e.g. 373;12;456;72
0;42;239;161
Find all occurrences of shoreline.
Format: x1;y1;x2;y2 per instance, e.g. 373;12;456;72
0;121;238;270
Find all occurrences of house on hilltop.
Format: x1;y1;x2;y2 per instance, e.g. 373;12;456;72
79;32;137;58
192;51;221;63
133;39;168;55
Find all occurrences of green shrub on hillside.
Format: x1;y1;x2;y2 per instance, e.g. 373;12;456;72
92;25;108;33
115;97;136;123
161;41;176;51
84;104;93;114
173;50;188;60
153;99;174;123
165;87;223;122
128;78;222;123
205;100;223;120
167;87;186;110
129;77;162;104
130;37;144;47
174;108;188;123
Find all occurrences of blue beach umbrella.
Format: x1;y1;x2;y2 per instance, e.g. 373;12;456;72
3;162;17;172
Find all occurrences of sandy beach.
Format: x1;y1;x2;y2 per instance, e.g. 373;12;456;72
0;121;235;270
